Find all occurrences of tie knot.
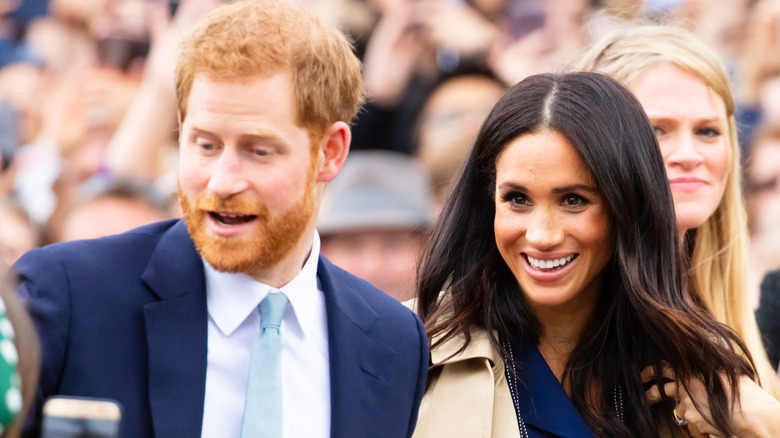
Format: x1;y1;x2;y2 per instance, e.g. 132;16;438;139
259;292;289;329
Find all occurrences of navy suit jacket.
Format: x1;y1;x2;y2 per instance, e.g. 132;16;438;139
14;219;429;437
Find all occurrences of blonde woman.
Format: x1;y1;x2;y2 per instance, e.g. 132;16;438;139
578;22;780;402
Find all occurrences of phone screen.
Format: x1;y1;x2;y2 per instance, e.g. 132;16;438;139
41;397;122;438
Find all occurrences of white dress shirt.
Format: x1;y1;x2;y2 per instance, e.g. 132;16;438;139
201;233;331;438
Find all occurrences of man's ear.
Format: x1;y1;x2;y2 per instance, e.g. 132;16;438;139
177;111;183;142
316;121;351;183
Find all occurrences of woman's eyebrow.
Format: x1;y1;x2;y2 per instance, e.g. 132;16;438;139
497;182;527;192
552;184;598;194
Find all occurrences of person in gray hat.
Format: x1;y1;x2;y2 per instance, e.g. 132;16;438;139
319;150;432;301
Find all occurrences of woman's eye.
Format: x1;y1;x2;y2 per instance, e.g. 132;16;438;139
651;125;666;137
502;192;528;206
254;148;269;157
696;127;721;138
562;194;587;208
200;143;214;151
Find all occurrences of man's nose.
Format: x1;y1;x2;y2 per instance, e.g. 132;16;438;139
207;150;250;198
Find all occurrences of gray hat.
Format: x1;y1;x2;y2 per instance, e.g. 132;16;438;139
318;150;432;235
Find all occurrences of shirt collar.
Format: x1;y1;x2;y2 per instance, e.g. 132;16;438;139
205;232;322;338
278;231;321;339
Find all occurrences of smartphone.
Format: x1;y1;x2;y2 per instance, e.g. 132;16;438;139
41;396;122;438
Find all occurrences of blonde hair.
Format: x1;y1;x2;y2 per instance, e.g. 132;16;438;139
175;0;365;139
577;24;780;398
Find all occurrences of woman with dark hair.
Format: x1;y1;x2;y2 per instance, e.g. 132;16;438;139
413;72;779;437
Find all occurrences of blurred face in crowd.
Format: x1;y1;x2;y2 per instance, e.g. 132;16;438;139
417;76;503;209
0;205;38;271
0;64;49;145
631;63;730;235
321;228;423;302
748;137;780;229
494;130;611;314
60;195;169;242
178;72;319;283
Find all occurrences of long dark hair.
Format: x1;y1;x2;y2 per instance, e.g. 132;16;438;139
417;72;755;436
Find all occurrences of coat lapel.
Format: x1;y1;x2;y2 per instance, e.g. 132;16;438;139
422;328;505;438
141;221;209;438
317;257;396;437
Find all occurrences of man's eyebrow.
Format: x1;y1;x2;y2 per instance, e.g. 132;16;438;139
187;127;285;142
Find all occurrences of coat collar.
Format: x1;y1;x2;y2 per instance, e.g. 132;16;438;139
420;292;501;367
430;324;501;367
141;220;203;301
141;220;208;438
317;256;397;437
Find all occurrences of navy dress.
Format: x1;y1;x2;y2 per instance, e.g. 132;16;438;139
503;337;597;438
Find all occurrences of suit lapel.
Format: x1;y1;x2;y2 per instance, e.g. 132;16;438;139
318;257;395;437
142;221;208;438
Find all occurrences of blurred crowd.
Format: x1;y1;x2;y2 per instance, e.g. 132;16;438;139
0;0;779;306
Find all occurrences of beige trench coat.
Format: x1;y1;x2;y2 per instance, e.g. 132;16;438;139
412;326;522;438
408;297;687;438
410;324;688;438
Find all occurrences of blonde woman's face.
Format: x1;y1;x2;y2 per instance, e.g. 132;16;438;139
631;63;730;235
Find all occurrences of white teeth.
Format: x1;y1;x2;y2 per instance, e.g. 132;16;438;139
527;255;575;270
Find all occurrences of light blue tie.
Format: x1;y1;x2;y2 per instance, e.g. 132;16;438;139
241;292;289;438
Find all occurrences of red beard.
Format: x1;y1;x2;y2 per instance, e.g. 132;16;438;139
179;177;316;275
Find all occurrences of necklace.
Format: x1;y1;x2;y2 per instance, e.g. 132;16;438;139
501;335;530;438
500;335;624;437
614;381;624;423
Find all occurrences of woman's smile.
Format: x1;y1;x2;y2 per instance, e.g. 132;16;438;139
522;253;579;282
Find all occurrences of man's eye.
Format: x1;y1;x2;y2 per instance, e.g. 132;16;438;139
200;143;214;151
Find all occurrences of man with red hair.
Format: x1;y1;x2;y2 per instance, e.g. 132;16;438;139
14;1;428;437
